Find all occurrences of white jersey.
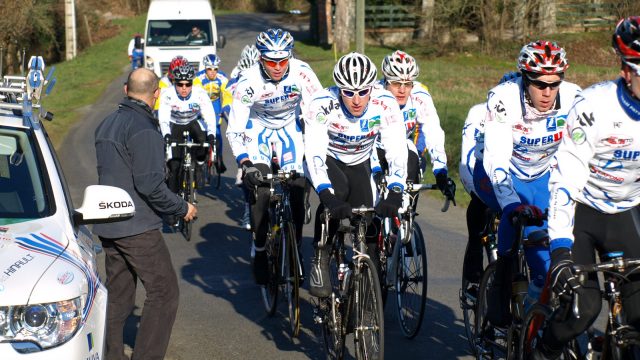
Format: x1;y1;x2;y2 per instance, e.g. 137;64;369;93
482;77;581;209
305;86;408;191
229;66;241;81
548;79;640;248
226;58;322;161
158;85;217;137
460;103;486;195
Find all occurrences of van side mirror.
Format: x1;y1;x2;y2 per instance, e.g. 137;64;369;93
217;34;226;49
73;185;135;225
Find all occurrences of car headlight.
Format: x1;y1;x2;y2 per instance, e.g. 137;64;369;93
145;56;154;70
0;296;83;350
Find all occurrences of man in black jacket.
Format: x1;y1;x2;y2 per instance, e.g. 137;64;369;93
94;68;197;360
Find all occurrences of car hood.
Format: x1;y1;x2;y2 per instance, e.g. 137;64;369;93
0;217;91;306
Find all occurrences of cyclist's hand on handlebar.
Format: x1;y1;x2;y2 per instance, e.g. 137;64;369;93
549;247;581;300
207;134;215;147
319;189;351;219
242;160;263;188
507;203;544;226
184;202;198;222
372;170;384;188
436;171;456;205
375;190;402;218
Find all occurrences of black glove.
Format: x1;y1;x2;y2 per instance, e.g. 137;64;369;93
375;190;402;218
549;248;580;300
242;161;263;188
206;134;215;148
372;171;384;188
318;189;351;219
509;203;544;227
435;171;448;192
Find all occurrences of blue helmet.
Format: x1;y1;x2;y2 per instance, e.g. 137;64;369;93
203;54;221;69
255;28;294;59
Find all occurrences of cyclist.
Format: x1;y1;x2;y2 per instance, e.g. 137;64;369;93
154;55;189;112
226;28;322;285
229;44;261;83
197;54;232;174
377;50;455;202
158;63;217;197
460;72;520;293
474;41;581;326
305;52;408;298
531;16;640;360
127;33;144;70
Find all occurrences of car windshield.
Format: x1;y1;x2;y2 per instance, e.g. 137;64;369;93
0;126;52;221
146;20;212;46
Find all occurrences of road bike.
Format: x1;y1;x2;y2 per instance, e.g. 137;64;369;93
206;135;222;189
167;131;208;242
378;181;450;339
474;211;548;359
519;253;640;360
260;169;303;338
314;207;385;360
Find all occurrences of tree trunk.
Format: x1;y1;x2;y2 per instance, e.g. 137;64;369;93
334;0;352;53
414;0;434;39
538;0;556;34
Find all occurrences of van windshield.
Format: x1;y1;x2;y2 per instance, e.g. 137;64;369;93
147;20;212;46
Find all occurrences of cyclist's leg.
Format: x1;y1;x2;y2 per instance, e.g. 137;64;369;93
343;160;376;266
472;160;501;213
189;121;208;188
536;203;602;356
166;123;188;194
215;119;226;173
463;192;489;284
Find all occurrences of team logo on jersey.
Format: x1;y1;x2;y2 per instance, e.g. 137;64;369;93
241;95;251;105
600;135;633;148
519;132;562;146
403;109;417;122
589;165;624;184
284;85;300;94
513;123;532;134
598;159;623;170
571;127;586;145
614;150;640;161
367;116;381;130
546;117;557;131
316;112;327;123
329;122;346;132
320;100;340;115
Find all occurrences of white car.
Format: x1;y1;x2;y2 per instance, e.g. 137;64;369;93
0;57;134;359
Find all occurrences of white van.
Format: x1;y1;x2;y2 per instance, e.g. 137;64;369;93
143;0;226;77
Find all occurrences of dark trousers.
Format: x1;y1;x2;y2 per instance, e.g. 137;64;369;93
100;229;179;360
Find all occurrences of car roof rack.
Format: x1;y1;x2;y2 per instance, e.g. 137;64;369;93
0;56;56;128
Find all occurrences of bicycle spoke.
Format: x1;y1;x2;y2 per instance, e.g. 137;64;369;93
395;224;427;338
355;257;384;360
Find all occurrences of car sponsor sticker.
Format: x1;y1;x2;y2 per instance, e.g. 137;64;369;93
57;271;75;285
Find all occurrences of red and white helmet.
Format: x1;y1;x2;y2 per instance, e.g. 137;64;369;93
381;50;419;82
612;16;640;60
517;41;569;75
168;55;188;80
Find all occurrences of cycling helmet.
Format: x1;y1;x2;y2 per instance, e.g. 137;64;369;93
255;28;294;59
333;52;377;90
612;16;640;60
203;54;221;69
172;63;195;82
381;50;419;82
498;71;521;84
237;45;260;70
168;55;188;80
517;41;569;75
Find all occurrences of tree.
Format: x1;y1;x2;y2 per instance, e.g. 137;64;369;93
334;1;353;52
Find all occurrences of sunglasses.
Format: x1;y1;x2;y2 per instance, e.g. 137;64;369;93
624;60;640;76
525;77;562;90
176;82;192;88
340;87;372;98
387;80;414;88
262;57;289;68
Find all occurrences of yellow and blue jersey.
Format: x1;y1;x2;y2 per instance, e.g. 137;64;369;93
196;70;232;123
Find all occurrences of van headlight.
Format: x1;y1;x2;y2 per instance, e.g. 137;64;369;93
0;297;83;349
145;56;154;70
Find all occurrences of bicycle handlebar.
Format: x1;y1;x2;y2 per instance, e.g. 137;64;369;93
405;182;451;212
264;169;301;182
168;141;210;148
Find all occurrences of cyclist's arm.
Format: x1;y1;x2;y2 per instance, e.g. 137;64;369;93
304;93;333;193
226;77;254;164
157;88;172;137
413;85;448;176
483;89;520;209
220;77;232;123
297;61;323;117
197;89;217;137
378;92;408;190
548;95;597;252
460;103;485;195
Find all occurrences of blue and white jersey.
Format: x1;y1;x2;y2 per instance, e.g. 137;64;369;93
158;85;217;137
482;77;581;209
548;79;640;250
460;102;486;195
226;58;322;161
304;86;408;193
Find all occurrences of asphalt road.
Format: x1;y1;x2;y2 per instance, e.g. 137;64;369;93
59;13;473;360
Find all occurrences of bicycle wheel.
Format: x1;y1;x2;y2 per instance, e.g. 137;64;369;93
475;262;499;359
462;276;479;355
261;226;279;315
322;239;346;359
394;222;427;339
283;221;301;338
517;303;552;360
354;256;384;360
180;168;194;242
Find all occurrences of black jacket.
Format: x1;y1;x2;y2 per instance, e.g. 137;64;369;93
93;97;187;238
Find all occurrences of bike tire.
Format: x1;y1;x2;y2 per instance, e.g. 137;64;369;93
354;256;385;360
517;303;552;360
462;276;479;355
180;168;194;242
394;222;427;339
261;226;279;316
283;221;301;338
322;239;346;360
475;262;498;360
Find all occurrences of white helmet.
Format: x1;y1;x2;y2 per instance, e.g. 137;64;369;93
237;45;260;70
333;52;377;90
381;50;419;81
255;28;294;59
